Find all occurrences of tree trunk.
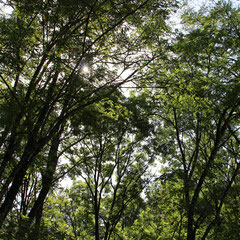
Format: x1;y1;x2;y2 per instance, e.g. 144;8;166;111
187;210;196;240
0;139;40;228
28;130;62;222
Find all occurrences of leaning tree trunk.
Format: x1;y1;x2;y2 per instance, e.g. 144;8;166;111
0;139;41;228
28;129;63;226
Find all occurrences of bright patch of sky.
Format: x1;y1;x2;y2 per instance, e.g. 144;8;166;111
0;1;13;15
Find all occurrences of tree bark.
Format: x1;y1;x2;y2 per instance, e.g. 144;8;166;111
28;130;62;222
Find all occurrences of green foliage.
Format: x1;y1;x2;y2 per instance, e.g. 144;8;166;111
0;0;240;240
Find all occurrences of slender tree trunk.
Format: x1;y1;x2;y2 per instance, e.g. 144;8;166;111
0;122;20;182
95;205;100;240
0;134;26;204
28;130;62;222
31;202;43;240
0;139;41;228
94;180;100;240
0;160;31;227
187;210;196;240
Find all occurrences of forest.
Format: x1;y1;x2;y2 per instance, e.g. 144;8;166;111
0;0;239;239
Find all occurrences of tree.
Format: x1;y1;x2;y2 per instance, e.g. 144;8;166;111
64;93;154;240
145;1;240;239
0;0;178;230
27;94;153;239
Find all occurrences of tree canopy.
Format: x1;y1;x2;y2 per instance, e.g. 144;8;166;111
0;0;239;239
